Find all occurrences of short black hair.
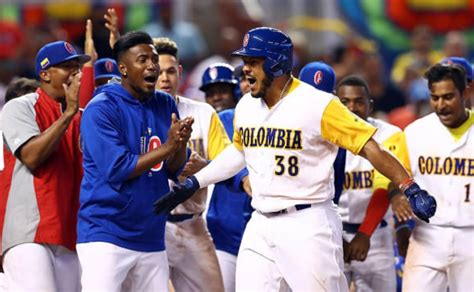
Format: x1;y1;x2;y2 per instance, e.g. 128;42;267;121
424;63;466;93
153;37;179;60
336;75;371;96
5;78;40;103
113;31;154;62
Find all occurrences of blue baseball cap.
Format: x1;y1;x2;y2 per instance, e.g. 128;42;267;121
199;63;238;92
441;57;473;82
298;61;336;94
35;41;91;76
94;58;121;80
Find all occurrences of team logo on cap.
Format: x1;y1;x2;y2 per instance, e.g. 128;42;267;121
40;58;50;69
64;42;76;54
243;34;249;47
209;67;218;80
314;70;323;85
105;60;114;73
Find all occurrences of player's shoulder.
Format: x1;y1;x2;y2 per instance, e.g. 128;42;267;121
177;95;216;115
2;91;39;114
370;117;401;134
404;112;438;133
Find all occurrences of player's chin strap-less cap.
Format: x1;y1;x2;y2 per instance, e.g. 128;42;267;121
94;58;121;81
298;61;336;94
35;41;91;76
199;63;238;91
441;56;473;82
231;27;293;78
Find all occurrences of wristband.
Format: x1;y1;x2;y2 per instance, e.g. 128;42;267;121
388;188;401;200
399;178;415;193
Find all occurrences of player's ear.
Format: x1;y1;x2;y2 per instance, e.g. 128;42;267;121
118;62;127;78
39;70;51;83
368;98;374;115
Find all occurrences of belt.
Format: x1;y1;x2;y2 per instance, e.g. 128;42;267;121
260;204;313;217
343;220;388;234
167;212;202;223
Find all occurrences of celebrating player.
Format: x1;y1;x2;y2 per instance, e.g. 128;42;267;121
0;40;90;291
154;37;227;292
154;27;436;291
398;63;473;291
77;31;193;291
335;75;399;291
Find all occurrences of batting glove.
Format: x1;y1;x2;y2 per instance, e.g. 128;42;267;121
403;182;437;223
153;176;200;215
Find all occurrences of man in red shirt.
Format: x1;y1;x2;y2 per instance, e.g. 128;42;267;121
0;40;90;292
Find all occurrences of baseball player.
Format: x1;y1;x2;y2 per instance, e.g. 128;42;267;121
154;27;436;291
393;64;473;292
154;37;227;292
93;57;121;87
201;63;254;292
440;56;473;109
335;75;399;291
298;61;346;203
0;40;90;292
77;31;193;292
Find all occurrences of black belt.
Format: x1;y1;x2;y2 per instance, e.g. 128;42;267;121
262;204;313;217
167;212;202;223
343;220;388;234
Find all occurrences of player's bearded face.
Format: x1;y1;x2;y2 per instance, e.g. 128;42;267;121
252;75;273;99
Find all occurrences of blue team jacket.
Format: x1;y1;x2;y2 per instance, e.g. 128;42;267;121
78;83;180;252
206;109;254;256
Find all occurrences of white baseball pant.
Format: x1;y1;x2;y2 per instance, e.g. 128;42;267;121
77;241;169;292
2;242;80;292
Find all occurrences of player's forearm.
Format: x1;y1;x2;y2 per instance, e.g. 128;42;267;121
194;144;245;188
359;139;410;186
128;143;175;179
166;145;187;174
17;112;75;171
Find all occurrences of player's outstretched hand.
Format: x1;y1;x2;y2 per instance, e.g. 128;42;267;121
403;183;436;223
153;176;200;215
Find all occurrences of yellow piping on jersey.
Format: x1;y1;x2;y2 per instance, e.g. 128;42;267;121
447;110;473;142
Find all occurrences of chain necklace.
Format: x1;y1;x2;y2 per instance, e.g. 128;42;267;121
279;76;293;101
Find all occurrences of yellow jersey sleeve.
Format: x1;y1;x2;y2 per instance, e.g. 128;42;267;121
232;115;243;151
207;112;231;160
321;99;377;155
372;131;412;190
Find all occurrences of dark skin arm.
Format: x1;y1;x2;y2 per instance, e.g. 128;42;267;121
17;73;82;171
127;115;194;179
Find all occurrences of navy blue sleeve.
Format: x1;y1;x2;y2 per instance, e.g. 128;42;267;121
81;98;139;184
332;148;346;205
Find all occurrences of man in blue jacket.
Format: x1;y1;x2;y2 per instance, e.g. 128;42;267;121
77;31;193;292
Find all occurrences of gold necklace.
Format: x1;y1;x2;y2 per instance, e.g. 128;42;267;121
279;76;293;101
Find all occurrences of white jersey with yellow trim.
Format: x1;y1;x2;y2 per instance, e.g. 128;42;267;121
403;112;474;227
339;118;401;224
232;79;377;213
171;96;230;215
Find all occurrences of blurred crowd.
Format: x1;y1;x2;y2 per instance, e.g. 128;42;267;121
0;1;473;127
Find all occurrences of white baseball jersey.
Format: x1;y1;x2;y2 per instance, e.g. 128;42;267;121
401;111;474;292
402;112;474;227
171;96;230;215
233;79;377;213
339;118;401;224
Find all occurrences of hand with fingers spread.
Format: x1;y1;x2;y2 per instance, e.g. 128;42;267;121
104;8;120;49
